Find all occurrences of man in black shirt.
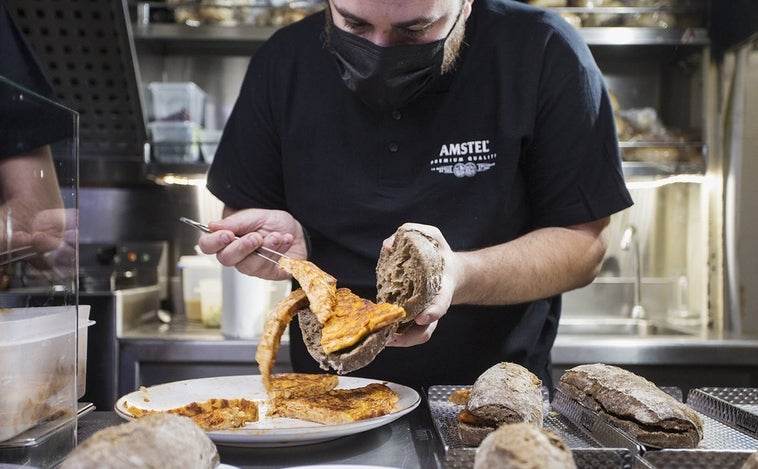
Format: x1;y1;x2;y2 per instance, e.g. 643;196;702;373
0;4;68;263
200;0;633;391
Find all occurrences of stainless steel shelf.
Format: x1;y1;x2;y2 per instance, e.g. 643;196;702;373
577;27;709;46
132;22;710;54
133;22;278;55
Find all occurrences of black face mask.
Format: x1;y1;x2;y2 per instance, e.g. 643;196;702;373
327;4;463;112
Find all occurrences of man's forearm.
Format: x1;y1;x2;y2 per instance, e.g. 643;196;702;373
451;218;610;306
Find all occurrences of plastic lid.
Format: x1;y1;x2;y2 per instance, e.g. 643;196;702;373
177;255;220;269
0;306;89;345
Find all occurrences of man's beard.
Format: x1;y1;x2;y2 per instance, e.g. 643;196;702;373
323;6;467;74
441;3;467;73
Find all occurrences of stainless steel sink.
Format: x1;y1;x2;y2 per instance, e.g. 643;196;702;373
558;317;691;336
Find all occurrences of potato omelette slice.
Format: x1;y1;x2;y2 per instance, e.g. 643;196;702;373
320;288;405;354
269;382;399;425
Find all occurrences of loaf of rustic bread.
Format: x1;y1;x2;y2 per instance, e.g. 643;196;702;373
376;227;443;332
60;413;219;469
742;451;758;469
558;363;703;448
474;422;576;469
458;362;544;446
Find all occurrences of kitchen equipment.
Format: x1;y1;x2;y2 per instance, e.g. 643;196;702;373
0;306;92;442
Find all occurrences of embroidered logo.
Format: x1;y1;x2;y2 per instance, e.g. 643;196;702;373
430;139;496;177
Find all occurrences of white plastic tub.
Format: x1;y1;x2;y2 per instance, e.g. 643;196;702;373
0;306;92;442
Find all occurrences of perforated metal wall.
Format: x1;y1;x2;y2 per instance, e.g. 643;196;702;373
6;0;147;159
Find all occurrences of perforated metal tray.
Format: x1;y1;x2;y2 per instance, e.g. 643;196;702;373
551;387;758;469
427;385;634;469
688;388;758;439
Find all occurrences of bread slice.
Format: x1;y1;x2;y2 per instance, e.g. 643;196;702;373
60;413;219;469
458;362;544;446
558;363;703;448
473;422;576;469
299;305;398;374
376;227;443;331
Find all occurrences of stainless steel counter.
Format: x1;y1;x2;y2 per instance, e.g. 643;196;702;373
118;319;758;398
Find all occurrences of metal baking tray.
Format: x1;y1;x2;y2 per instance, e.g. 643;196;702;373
551;387;758;468
427;385;634;469
687;388;758;439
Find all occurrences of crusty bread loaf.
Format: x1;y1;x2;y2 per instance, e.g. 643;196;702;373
459;362;544;446
376;227;443;331
299;305;397;374
559;363;703;448
60;413;218;469
742;451;758;469
474;422;576;469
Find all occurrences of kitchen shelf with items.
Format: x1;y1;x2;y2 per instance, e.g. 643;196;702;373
525;0;711;179
143;81;221;183
131;0;325;55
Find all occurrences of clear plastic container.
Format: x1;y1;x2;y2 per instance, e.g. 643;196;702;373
149;121;201;163
200;128;223;163
0;306;93;442
178;255;222;322
148;81;206;124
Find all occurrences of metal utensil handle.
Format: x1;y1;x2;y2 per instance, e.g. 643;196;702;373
179;217;285;264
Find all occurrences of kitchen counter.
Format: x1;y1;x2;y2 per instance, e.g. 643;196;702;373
78;404;444;469
118;319;758;398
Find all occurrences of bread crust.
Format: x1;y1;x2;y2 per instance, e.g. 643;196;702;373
376;227;443;330
473;422;576;469
459;362;544;446
299;306;397;374
60;413;219;469
558;363;703;448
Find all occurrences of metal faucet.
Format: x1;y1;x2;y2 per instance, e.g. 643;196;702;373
620;225;647;320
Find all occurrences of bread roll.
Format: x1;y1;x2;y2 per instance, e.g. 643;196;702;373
60;413;219;469
376;227;443;331
474;422;576;469
458;362;544;446
559;363;703;448
742;451;758;469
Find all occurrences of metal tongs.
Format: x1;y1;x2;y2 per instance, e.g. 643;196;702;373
179;217;286;265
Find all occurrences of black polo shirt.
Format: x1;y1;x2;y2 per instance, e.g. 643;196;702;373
208;0;633;391
0;4;71;159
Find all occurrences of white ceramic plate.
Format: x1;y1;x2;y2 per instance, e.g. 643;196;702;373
115;375;420;447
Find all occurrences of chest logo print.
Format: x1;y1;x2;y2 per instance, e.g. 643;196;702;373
430;139;497;178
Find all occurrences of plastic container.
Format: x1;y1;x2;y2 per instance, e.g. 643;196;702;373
149;121;200;163
148;81;206;124
0;306;93;442
200;128;223;163
178;255;222;322
221;266;292;339
199;278;222;327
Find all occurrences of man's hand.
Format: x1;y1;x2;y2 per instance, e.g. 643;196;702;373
197;208;308;281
